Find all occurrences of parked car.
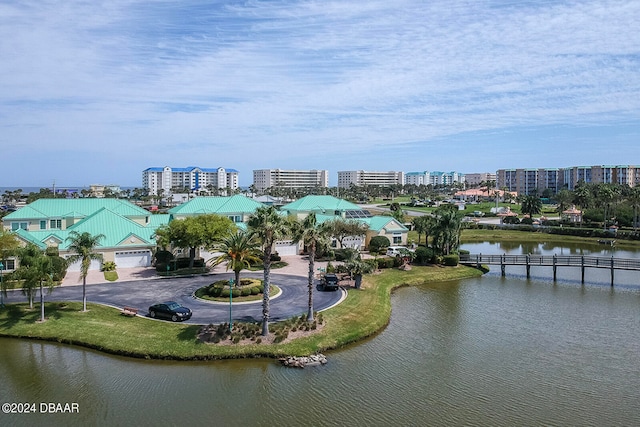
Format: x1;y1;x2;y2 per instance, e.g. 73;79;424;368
318;273;339;291
148;301;192;322
386;246;403;257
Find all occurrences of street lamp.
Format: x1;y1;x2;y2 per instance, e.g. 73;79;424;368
0;261;4;308
228;278;234;333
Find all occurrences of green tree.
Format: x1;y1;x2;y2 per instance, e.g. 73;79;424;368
156;214;235;268
0;230;21;305
290;213;331;321
626;186;640;231
555;189;574;214
520;195;543;218
65;231;105;312
431;205;463;255
13;244;55;321
247;206;290;336
209;230;261;288
324;218;368;249
345;257;375;289
412;215;434;245
593;183;622;230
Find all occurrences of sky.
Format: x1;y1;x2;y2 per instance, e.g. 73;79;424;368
1;0;639;188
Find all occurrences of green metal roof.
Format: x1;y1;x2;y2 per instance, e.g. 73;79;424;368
168;195;263;216
3;198;149;220
280;195;360;213
360;216;408;232
16;208;159;250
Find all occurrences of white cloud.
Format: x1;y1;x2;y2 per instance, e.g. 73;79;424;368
1;0;639;186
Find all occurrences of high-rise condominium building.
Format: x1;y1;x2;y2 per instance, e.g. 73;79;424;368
337;170;405;188
142;166;239;195
464;172;497;187
252;169;329;192
405;171;465;186
497;165;639;195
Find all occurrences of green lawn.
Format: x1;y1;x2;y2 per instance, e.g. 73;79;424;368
0;265;483;360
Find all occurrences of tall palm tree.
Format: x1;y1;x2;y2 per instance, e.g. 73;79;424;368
209;230;261;287
290;213;330;322
520;195;543;218
65;231;105;312
14;243;54;321
247;206;290;336
431;205;463;255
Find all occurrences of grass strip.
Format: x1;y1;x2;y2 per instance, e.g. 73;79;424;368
0;265;482;360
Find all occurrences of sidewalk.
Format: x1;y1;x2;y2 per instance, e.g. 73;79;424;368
60;255;332;287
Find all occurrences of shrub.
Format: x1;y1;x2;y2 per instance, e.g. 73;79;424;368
250;287;260;295
270;252;281;262
503;216;520;224
521;217;534;225
326;261;335;273
154;250;174;264
368;236;391;253
48;256;68;282
414;246;433;265
101;261;117;272
443;254;459;266
231;289;241;298
220;289;230;298
241;288;251;297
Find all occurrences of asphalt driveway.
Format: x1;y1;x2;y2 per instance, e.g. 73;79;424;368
3;271;345;325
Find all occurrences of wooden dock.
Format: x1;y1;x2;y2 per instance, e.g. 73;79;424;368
459;253;640;286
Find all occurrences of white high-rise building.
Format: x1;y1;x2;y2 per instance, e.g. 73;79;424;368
337;170;405;188
252;169;329;192
142;166;239;195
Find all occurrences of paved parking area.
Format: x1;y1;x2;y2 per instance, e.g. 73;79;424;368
7;256;344;324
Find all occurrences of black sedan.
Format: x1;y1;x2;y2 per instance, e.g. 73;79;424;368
148;301;192;322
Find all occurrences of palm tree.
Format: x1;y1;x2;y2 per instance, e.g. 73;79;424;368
431;205;463;255
247;205;290;336
520;195;543;218
412;215;434;246
627;186;640;231
13;243;54;321
209;230;261;287
65;231;105;312
290;213;330;322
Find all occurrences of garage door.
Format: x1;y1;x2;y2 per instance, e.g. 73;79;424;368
66;258;102;272
274;240;299;256
114;250;151;268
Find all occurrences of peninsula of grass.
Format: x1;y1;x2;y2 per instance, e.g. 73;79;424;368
0;265;483;360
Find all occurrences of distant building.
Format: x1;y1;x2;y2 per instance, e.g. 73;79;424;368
142;166;239;195
338;170;405;188
464;172;496;187
405;171;465;186
252;169;329;193
497;165;639;195
89;184;122;198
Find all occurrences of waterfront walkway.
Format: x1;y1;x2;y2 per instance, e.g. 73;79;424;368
460;253;640;285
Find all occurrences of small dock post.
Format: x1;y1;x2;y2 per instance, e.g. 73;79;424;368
553;254;557;282
501;254;505;276
581;256;585;284
610;256;614;287
526;254;531;278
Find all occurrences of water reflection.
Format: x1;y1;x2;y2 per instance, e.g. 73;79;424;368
1;242;639;426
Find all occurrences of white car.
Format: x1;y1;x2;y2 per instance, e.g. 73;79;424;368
386;246;405;257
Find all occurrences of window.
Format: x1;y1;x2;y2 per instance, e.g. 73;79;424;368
393;235;402;244
40;220;47;230
227;215;241;223
50;219;62;229
0;259;16;270
11;222;28;231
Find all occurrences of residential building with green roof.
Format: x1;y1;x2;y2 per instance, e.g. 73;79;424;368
2;199;169;271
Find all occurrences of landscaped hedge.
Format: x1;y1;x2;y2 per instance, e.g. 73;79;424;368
442;254;459;266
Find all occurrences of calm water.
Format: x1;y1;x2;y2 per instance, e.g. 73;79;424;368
1;243;639;426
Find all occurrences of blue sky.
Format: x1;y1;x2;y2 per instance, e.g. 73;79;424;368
1;0;639;187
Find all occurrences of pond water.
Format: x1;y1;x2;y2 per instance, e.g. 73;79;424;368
1;243;639;426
